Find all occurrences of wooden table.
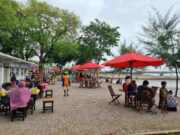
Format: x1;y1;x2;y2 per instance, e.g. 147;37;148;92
31;90;40;110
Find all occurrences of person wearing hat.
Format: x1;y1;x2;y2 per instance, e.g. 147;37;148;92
62;72;71;96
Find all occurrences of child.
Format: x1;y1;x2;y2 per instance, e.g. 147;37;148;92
160;81;168;114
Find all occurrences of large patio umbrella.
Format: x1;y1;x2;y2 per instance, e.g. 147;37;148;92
70;65;88;71
80;61;104;78
102;51;165;80
51;68;60;71
32;67;39;70
80;61;104;69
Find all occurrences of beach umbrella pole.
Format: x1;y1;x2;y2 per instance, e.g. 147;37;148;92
130;61;133;81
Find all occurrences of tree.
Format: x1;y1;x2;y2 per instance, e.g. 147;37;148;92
77;19;120;64
48;39;79;68
0;0;19;55
0;0;37;60
22;0;80;76
139;7;180;96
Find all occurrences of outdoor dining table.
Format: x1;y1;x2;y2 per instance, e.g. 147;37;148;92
83;79;99;88
31;89;40;110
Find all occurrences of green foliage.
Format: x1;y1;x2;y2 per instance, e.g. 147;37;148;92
139;7;180;96
48;39;79;67
0;0;19;55
139;7;180;69
77;19;120;64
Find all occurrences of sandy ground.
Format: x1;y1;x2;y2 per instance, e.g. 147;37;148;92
0;81;180;135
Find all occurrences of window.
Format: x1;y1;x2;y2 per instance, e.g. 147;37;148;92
16;68;19;76
21;68;24;75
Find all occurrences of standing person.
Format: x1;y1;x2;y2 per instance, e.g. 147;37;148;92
159;81;168;114
79;73;84;88
62;72;70;96
11;73;16;86
70;73;75;83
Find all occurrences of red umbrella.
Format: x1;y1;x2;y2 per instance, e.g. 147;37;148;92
102;51;165;80
32;67;39;70
80;61;104;69
51;68;60;71
70;65;88;71
70;65;80;70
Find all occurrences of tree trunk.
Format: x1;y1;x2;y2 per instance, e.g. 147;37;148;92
175;66;179;97
39;58;44;77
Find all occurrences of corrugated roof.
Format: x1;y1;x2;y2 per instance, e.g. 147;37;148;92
0;52;37;66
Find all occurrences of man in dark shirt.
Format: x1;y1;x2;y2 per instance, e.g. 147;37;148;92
136;80;155;110
25;78;33;89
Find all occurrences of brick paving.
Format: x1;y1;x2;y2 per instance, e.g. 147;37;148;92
0;81;180;135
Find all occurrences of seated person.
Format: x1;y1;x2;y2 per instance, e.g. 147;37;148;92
159;81;168;114
128;80;137;93
106;78;109;82
127;80;137;94
25;78;33;89
122;76;130;92
0;82;12;106
110;78;113;84
97;77;103;88
43;75;49;83
10;81;33;111
136;80;155;110
167;90;179;111
85;78;89;88
116;78;122;84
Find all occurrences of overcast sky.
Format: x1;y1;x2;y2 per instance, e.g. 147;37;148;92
19;0;180;70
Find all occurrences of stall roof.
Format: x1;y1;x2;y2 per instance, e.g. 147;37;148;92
0;52;37;66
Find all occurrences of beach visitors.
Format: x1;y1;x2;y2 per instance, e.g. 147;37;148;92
75;72;79;83
106;78;109;82
167;90;179;111
10;81;33;111
0;82;12;106
62;72;70;96
70;74;75;83
122;76;130;92
97;76;103;88
25;78;33;89
136;80;155;111
110;78;113;83
159;81;168;114
128;80;137;93
79;73;84;88
11;73;16;86
116;78;122;84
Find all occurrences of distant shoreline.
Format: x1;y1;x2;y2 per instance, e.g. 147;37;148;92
99;74;178;80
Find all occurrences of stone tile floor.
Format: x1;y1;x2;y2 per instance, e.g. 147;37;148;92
0;81;180;135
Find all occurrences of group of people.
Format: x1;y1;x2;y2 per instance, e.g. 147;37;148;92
0;81;33;112
61;72;104;96
0;73;51;113
122;76;179;113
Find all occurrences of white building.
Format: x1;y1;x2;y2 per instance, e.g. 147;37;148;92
0;52;37;84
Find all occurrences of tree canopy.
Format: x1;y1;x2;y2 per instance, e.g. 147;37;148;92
139;7;180;96
77;19;120;64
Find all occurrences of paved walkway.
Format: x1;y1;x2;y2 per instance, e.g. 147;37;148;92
0;82;180;135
